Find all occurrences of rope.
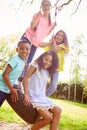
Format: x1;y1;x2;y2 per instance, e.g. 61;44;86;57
52;1;58;36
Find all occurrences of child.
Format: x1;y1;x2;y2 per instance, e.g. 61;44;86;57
40;30;69;96
0;40;30;106
21;0;56;65
23;50;62;130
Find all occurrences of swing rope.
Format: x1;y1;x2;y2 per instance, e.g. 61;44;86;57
52;0;58;36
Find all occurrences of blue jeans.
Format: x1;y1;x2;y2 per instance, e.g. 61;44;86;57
46;72;59;97
27;45;37;64
0;91;9;107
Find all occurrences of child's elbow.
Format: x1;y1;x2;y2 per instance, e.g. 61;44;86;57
2;72;7;80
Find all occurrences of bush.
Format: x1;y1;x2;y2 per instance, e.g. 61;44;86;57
51;83;86;103
83;87;87;103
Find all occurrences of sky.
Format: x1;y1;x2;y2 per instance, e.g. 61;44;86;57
0;0;87;81
0;0;87;38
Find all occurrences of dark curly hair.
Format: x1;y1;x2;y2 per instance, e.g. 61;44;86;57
36;50;59;77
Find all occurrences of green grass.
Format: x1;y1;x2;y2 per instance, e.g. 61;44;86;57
0;101;25;123
0;99;87;130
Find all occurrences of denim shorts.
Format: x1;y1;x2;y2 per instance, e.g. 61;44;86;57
0;91;9;106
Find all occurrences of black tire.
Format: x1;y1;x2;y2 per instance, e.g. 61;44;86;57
6;87;39;124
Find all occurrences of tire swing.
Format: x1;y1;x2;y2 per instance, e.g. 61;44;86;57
6;2;58;124
6;84;39;124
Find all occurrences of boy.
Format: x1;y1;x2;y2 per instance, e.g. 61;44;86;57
0;40;31;106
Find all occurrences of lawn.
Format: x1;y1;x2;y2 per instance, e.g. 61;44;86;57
0;99;87;130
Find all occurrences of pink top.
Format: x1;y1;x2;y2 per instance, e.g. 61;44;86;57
24;13;54;47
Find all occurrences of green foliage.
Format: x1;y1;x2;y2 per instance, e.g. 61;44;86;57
0;101;24;123
83;77;87;103
52;83;84;102
69;34;87;102
0;34;20;70
69;34;86;83
84;88;87;99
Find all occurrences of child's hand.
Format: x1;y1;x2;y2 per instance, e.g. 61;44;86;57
49;35;55;45
31;17;40;31
10;88;18;102
23;94;31;106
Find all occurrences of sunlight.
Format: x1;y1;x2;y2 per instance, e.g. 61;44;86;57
0;0;87;81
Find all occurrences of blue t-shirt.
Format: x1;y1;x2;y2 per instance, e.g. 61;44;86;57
0;55;25;94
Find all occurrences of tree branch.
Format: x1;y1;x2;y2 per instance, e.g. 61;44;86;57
57;0;73;12
53;0;82;15
71;0;81;15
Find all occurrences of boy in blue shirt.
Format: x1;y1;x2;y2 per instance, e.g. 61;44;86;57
0;40;31;106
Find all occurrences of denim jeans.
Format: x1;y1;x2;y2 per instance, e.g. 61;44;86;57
0;91;8;107
46;72;59;97
27;45;37;64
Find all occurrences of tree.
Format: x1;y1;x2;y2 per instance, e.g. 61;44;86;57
0;34;19;70
69;34;87;101
9;0;84;15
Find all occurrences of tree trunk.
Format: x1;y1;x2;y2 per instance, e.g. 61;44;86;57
68;84;70;100
73;83;76;101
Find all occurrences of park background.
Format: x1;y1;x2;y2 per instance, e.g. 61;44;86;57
0;0;87;130
0;0;87;82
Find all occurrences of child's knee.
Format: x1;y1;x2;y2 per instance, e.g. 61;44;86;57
55;106;62;115
44;114;53;124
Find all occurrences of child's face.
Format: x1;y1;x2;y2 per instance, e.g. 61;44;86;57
16;42;30;60
41;1;51;14
42;54;52;69
55;31;64;44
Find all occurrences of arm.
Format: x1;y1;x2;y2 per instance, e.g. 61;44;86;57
53;40;66;52
31;19;39;31
23;65;36;106
46;72;59;97
30;12;41;31
2;64;18;102
39;37;53;47
39;41;52;47
47;22;57;36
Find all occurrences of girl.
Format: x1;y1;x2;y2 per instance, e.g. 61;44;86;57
23;51;62;130
21;0;56;66
40;30;69;96
0;40;30;106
